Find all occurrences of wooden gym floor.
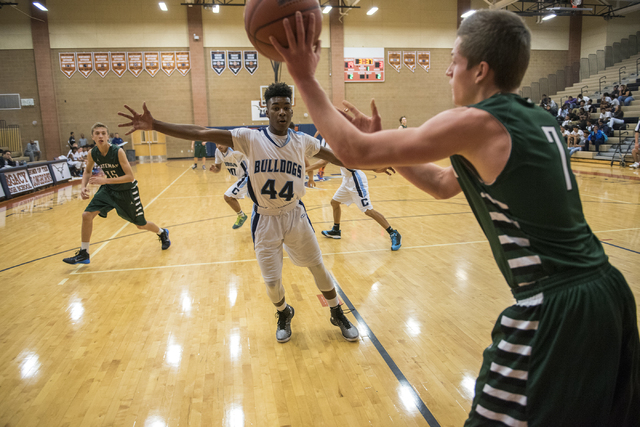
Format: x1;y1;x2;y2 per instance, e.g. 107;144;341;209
1;158;639;427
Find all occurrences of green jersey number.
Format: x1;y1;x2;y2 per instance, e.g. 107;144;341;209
104;170;119;179
542;126;573;191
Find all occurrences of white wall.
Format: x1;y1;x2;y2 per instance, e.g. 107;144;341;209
0;3;33;50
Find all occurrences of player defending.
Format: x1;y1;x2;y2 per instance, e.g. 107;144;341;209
63;122;170;265
191;140;207;169
119;83;363;343
275;9;640;426
209;143;249;229
307;156;401;250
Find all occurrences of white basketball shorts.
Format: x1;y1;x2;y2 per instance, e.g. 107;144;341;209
333;169;373;212
224;176;249;199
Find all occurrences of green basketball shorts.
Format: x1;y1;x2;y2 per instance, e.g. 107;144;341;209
85;184;147;226
465;263;640;427
194;144;207;158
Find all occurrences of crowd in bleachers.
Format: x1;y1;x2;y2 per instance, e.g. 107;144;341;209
540;83;636;157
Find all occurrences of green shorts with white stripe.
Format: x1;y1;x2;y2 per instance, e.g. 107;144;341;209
465;263;640;427
85;184;147;226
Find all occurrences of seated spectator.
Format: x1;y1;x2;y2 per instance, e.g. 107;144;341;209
586;125;608;153
599;106;611;121
67;146;83;176
608;105;625;130
78;133;88;147
561;126;571;142
561;115;573;128
577;93;590;105
611;85;620;99
586;99;596;114
618;85;634;106
0;149;18;168
629;121;639;169
568;126;585;157
23;140;41;162
564;95;577;109
111;133;125;147
585;119;594;133
578;113;589;130
598;119;614;137
557;104;570;120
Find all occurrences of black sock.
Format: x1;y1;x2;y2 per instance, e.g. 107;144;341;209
386;226;394;235
333;223;340;231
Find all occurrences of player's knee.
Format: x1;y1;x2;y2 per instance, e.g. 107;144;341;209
82;211;94;222
264;279;285;303
308;263;334;292
224;194;233;203
331;199;340;208
136;225;145;230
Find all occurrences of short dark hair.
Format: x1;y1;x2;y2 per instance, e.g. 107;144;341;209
264;82;292;105
457;10;530;92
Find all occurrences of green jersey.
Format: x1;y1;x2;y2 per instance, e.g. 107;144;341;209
450;93;607;291
91;145;135;191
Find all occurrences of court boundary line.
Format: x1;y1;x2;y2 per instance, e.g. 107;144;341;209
601;241;640;255
333;280;441;427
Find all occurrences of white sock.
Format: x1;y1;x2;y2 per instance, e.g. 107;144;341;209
156;228;164;235
81;242;90;252
276;301;288;311
326;296;340;308
237;210;244;216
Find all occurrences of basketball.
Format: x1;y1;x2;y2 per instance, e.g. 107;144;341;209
244;0;322;62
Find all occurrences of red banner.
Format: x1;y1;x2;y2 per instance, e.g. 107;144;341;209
59;53;77;78
94;52;110;77
111;52;127;77
144;52;160;77
77;53;93;78
127;52;143;77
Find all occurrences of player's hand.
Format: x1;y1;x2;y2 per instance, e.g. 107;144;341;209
373;167;396;176
340;99;382;133
80;187;90;200
306;177;316;188
118;103;154;136
270;11;320;82
89;176;107;185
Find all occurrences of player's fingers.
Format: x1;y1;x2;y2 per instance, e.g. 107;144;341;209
117;112;133;120
295;11;306;47
370;99;379;116
118;121;133;128
270;36;287;59
305;12;315;49
388;167;396;174
124;129;135;136
281;17;296;50
124;104;137;115
142;102;150;115
342;100;363;117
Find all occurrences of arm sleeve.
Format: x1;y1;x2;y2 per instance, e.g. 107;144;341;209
229;128;254;157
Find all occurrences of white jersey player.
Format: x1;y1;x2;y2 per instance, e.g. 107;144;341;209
307;141;401;250
120;82;377;343
210;144;250;229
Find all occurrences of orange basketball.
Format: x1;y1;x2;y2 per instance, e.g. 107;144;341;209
244;0;322;62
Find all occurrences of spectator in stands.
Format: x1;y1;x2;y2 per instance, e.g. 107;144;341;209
586;124;608;153
611;85;620;99
78;133;88;147
564;95;577;108
630;121;639;169
599;106;611;121
108;133;115;144
602;93;612;105
568;125;585;148
67;146;83;176
557;103;570;120
0;149;18;168
598;119;614;137
577;93;590;105
23;140;41;162
618;85;634;106
585;119;594;133
111;133;125;147
68;131;76;148
398;116;407;129
608;105;625;130
578;113;589;130
586;99;596;114
561;115;573;128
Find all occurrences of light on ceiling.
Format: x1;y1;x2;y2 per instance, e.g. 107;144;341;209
461;10;476;18
367;6;378;15
323;6;332;14
33;2;48;11
212;5;219;13
542;14;556;21
159;2;168;11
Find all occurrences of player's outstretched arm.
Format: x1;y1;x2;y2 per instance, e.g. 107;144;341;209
395;164;461;199
118;103;234;148
209;163;222;173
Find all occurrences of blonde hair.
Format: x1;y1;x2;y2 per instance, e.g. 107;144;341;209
91;122;109;135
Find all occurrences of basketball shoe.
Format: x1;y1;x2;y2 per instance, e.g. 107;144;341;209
191;164;197;169
330;305;359;341
158;228;171;250
390;230;402;251
233;213;248;229
276;305;295;343
63;249;90;265
322;229;341;239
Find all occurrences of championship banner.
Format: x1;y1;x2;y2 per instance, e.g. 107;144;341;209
144;52;160;77
111;52;127;77
228;51;242;75
77;52;94;78
27;165;53;189
94;52;110;77
4;169;34;195
176;51;191;76
211;50;226;75
128;52;144;77
244;51;258;75
59;53;77;78
403;51;416;72
387;51;401;73
161;52;176;76
417;51;430;72
49;161;72;182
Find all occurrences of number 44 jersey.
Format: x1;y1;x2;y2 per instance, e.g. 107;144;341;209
230;127;321;210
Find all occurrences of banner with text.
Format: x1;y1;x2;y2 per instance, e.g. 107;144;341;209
176;51;191;76
161;52;176;76
228;51;242;75
94;52;110;77
59;53;77;78
211;50;226;75
111;52;127;77
417;51;430;72
387;51;401;73
128;52;143;77
77;53;93;78
403;51;416;72
4;169;34;195
244;51;258;75
28;165;53;189
144;52;160;77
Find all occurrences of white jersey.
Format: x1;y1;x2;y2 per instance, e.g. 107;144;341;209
214;147;248;178
231;127;321;210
